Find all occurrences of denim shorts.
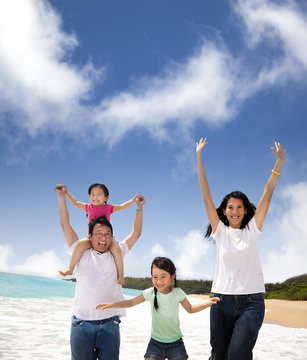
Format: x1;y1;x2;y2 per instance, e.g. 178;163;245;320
144;337;188;360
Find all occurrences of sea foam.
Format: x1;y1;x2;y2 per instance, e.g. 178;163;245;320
0;296;306;359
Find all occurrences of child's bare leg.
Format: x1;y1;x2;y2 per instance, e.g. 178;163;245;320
59;237;91;276
110;238;125;285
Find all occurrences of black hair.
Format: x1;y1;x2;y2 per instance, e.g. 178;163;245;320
88;215;113;236
151;257;177;311
205;191;256;237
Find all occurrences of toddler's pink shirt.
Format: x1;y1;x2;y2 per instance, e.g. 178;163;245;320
85;203;114;222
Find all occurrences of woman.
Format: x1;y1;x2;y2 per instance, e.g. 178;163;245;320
196;138;285;360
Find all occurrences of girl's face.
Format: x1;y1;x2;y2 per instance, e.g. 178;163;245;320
151;265;175;294
223;197;247;229
89;186;108;207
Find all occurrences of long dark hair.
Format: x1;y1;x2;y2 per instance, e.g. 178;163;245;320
151;257;177;311
205;191;256;237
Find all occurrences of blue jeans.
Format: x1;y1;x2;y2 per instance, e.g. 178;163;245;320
144;337;188;360
70;315;121;360
209;293;265;360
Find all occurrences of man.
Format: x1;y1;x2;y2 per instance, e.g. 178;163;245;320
55;184;145;359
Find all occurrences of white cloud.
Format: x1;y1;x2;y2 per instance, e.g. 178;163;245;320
234;0;307;89
0;0;240;154
0;0;307;160
262;182;307;282
0;0;100;136
124;251;153;278
0;244;65;278
151;244;166;255
91;42;239;145
172;230;213;279
235;0;307;65
0;244;14;271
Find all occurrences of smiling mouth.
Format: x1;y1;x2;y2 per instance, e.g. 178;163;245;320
98;241;106;246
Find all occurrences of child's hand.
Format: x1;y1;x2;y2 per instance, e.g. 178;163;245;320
136;194;146;207
208;297;220;306
96;303;112;310
54;184;67;194
196;137;208;153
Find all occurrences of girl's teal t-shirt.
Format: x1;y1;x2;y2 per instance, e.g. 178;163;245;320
143;287;186;343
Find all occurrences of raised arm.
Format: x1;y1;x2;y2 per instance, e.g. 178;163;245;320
54;184;79;248
96;293;145;310
124;194;146;250
180;296;220;314
65;188;86;211
196;138;220;234
254;142;285;230
112;195;137;212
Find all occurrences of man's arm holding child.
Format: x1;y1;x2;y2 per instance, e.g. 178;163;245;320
54;184;79;248
124;194;146;250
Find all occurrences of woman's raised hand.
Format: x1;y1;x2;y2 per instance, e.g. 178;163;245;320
196;137;208;153
271;142;286;163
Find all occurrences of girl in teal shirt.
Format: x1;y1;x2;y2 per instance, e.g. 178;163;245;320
96;257;219;360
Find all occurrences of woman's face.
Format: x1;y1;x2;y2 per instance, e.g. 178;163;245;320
223;197;247;228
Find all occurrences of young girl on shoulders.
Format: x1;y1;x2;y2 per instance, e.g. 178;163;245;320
96;256;220;360
56;183;138;285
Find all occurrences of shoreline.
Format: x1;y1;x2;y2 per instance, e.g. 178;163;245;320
189;294;307;329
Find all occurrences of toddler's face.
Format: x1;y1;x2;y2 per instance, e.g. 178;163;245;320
89;186;108;206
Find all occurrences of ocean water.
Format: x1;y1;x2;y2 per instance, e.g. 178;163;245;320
0;273;306;359
0;272;140;299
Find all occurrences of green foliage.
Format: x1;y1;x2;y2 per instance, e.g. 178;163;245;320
123;277;152;290
123;273;307;300
123;277;213;295
264;282;307;301
67;273;307;301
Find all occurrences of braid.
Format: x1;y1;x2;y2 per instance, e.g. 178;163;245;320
153;287;159;310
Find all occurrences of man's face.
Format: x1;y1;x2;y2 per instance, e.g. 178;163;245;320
90;224;113;253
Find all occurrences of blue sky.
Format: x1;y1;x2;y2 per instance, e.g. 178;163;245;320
0;0;306;283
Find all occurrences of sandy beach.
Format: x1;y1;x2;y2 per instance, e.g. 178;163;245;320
190;294;307;329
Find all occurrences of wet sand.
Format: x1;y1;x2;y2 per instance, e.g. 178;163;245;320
189;294;307;329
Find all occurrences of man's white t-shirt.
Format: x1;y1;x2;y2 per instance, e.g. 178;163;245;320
72;241;129;321
211;217;265;295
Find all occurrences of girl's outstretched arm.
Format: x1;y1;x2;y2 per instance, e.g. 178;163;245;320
66;188;86;211
96;294;145;310
112;194;138;212
180;296;220;314
196;138;220;234
254;142;286;230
